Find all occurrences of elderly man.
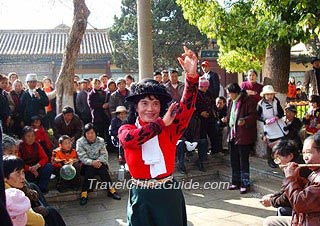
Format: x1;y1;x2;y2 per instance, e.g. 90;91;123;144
76;79;92;125
165;70;185;102
263;134;320;226
161;70;170;84
108;78;130;117
20;73;49;126
304;57;320;97
53;106;82;145
201;61;220;100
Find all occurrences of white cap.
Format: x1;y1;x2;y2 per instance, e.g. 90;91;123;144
25;73;38;82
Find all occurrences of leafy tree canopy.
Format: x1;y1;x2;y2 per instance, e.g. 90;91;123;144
177;0;320;73
109;0;208;72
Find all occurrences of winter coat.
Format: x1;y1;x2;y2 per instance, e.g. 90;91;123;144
165;81;185;102
287;83;297;99
87;89;107;124
304;69;319;96
226;91;257;145
76;136;108;165
53;113;82;140
20;88;49;125
0;88;11;124
76;89;92;123
108;89;131;117
284;170;320;226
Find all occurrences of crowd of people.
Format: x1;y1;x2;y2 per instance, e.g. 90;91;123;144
1;50;320;225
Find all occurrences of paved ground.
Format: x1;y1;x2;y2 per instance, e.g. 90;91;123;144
52;177;276;226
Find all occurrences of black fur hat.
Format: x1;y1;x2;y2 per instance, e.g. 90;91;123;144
126;78;172;104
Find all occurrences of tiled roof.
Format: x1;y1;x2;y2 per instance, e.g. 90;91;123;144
0;27;113;56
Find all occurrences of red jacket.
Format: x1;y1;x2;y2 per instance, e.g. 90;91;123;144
119;74;198;179
34;126;52;150
287;83;297;99
18;142;48;171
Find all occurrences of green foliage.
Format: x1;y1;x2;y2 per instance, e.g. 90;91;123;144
218;48;262;73
177;0;320;73
109;0;208;72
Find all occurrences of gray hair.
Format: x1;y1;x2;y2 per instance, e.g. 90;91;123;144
2;134;18;152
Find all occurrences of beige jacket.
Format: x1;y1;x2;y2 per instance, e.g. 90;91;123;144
304;69;318;96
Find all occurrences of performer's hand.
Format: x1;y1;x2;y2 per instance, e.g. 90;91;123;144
163;102;179;126
177;46;197;77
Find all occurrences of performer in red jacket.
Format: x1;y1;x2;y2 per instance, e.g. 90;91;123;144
119;47;198;226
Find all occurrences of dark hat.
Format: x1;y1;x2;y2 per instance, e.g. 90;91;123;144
285;105;297;113
79;78;90;84
311;57;320;64
62;106;74;114
126;78;172;104
30;115;41;122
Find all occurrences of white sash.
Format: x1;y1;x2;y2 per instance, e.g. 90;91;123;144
135;118;167;178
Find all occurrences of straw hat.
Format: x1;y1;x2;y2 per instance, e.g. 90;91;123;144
115;106;127;113
260;85;277;97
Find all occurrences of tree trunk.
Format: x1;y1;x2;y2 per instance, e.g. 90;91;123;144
55;0;90;114
262;42;291;94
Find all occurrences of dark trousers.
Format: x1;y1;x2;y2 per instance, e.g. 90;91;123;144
25;163;53;192
229;142;251;188
94;122;116;152
266;137;282;161
82;164;112;192
277;206;292;216
43;111;56;130
212;124;225;153
200;117;216;152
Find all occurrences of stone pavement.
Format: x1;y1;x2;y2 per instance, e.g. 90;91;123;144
49;152;282;226
51;177;275;226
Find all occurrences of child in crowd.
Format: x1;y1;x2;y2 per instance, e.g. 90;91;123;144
303;94;320;136
286;76;296;102
283;105;303;151
110;106;127;165
31;116;53;159
51;135;81;192
295;87;308;101
212;96;228;154
257;85;288;168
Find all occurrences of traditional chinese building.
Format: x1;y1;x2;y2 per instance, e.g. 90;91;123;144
0;24;114;82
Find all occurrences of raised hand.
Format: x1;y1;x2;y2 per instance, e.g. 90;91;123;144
177;46;198;77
